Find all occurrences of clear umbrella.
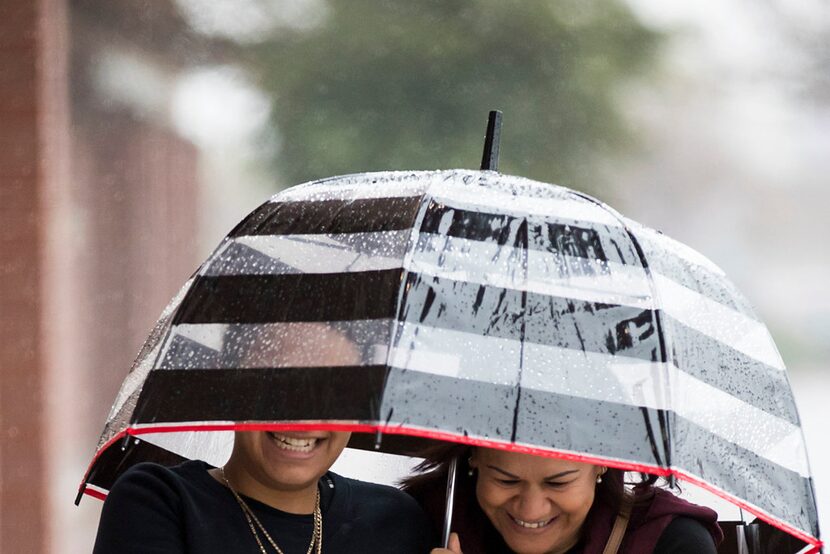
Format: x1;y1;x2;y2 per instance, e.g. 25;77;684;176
78;115;822;553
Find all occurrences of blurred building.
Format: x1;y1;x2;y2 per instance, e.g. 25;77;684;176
0;1;214;551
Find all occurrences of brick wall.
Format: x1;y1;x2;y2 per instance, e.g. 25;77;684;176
0;1;202;551
0;1;49;551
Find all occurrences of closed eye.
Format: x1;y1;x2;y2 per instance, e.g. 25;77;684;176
545;480;574;488
496;479;520;486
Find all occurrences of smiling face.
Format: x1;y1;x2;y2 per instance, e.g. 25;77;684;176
471;449;604;554
230;430;351;496
222;322;359;510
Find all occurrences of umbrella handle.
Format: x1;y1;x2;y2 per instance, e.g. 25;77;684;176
735;523;761;554
442;456;459;548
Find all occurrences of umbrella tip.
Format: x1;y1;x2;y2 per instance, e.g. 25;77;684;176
480;110;503;172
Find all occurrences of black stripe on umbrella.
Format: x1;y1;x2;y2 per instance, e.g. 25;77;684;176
419;201;641;266
380;368;669;469
204;232;410;277
380;369;519;443
672;416;819;540
228;196;424;237
173;270;403;325
398;272;661;362
667;315;800;424
132;365;389;424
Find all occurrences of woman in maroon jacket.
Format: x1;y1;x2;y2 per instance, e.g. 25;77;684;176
403;445;723;554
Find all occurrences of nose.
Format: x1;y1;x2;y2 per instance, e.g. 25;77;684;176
513;487;552;521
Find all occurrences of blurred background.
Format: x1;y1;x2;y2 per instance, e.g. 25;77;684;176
1;0;827;551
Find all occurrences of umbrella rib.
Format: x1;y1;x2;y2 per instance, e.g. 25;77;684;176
510;218;529;444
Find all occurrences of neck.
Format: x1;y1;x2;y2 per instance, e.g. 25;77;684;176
214;464;319;514
544;530;581;554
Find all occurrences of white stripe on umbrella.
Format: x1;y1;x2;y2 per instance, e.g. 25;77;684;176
142;429;234;467
429;179;622;228
162;320;394;369
204;231;410;276
200;232;781;373
201;229;655;309
411;233;654;308
195;228;782;377
669;367;809;477
388;321;521;385
277;171;436;202
386;321;809;477
653;273;786;371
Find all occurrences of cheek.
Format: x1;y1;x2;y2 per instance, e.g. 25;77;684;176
475;481;510;515
326;433;350;456
558;485;596;519
235;433;262;459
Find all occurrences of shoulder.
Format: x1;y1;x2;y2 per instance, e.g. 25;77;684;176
327;473;435;551
94;461;212;553
333;472;425;515
105;460;211;508
110;460;209;488
653;517;718;554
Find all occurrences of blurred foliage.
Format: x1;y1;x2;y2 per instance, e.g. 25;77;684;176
245;0;661;193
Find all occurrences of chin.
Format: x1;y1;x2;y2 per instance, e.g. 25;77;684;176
499;526;568;554
504;538;559;554
266;468;322;490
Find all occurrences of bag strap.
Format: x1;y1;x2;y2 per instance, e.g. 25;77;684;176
601;500;633;554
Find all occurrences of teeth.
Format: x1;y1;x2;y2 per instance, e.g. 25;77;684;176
512;516;553;529
269;433;318;452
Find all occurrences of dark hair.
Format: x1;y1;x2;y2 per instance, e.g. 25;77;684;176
400;442;661;515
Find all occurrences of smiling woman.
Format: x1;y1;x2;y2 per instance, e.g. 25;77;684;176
403;446;723;554
91;320;435;553
92;428;434;554
471;450;604;553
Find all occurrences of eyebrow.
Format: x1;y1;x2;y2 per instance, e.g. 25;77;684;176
487;465;580;480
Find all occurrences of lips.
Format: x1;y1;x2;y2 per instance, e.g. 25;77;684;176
266;432;321;453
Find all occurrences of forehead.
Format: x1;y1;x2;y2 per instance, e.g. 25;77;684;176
476;448;589;476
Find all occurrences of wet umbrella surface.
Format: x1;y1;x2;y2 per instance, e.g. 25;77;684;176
80;170;822;551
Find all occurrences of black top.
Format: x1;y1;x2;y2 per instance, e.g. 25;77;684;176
560;517;716;554
651;517;718;553
93;461;434;553
469;517;715;554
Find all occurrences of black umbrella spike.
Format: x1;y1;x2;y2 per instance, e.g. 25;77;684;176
480;110;503;171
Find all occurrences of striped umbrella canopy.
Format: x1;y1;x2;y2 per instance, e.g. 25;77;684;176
79;170;821;551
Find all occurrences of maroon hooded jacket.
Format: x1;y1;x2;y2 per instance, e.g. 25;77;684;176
579;488;723;553
407;475;723;553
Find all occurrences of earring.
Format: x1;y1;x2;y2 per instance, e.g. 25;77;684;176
596;474;603;484
467;457;475;477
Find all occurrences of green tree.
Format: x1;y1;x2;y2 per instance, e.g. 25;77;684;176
248;0;660;194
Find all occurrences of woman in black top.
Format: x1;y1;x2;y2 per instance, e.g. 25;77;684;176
94;430;433;553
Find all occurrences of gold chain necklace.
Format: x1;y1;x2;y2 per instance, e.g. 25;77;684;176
220;467;323;554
